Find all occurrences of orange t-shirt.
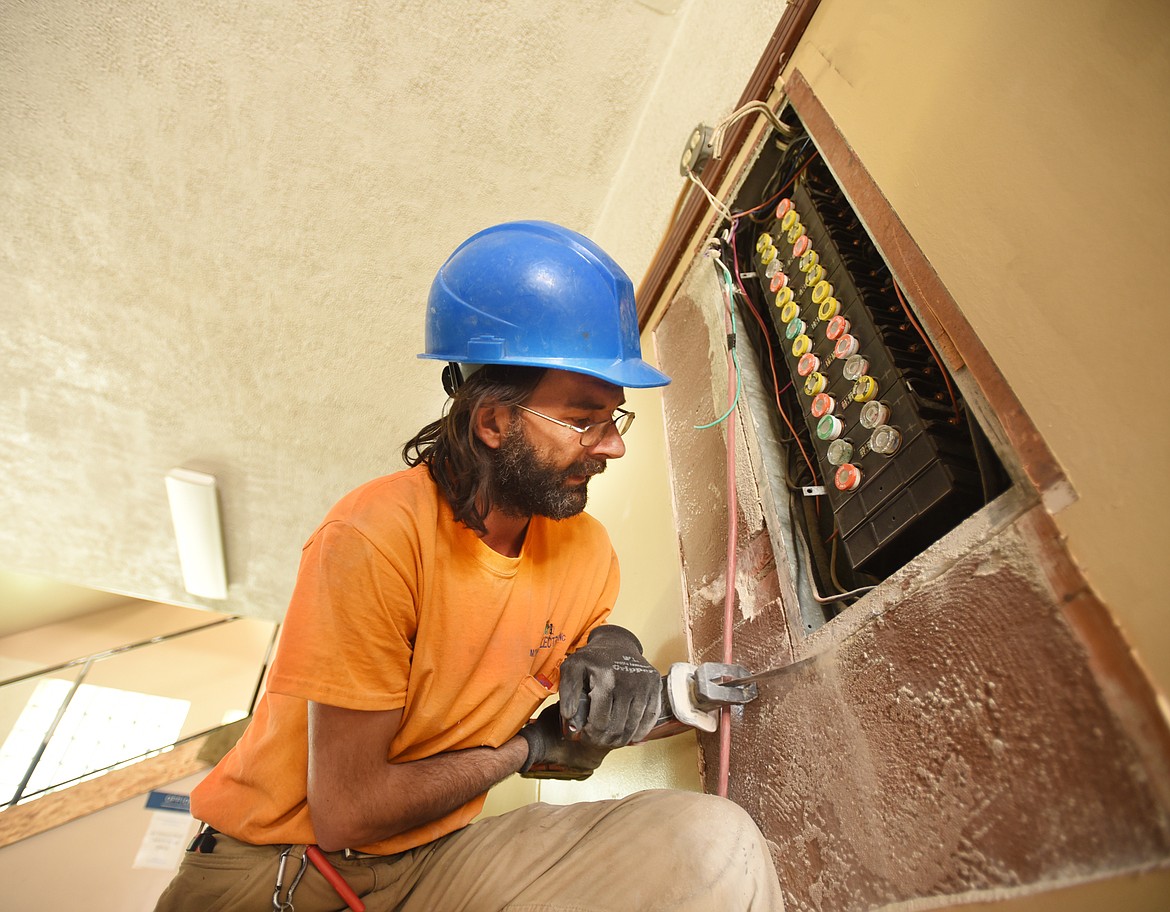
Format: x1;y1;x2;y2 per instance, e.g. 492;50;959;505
191;465;616;853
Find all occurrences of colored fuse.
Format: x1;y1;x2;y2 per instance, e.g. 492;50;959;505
791;333;812;356
835;463;862;492
755;233;773;254
853;375;879;402
834;333;861;358
811;280;834;304
792;235;812;258
842;354;870;381
799;250;820;273
770;271;789;293
785;318;807;340
780;208;801;231
859;400;891;429
797;352;821;377
811;392;835;418
870;424;902;455
776;198;794;219
805;264;826;286
817;415;844;440
780;300;801;324
817;296;840;321
827;438;854;466
826;315;851;340
803;371;828;396
760;245;777;265
786;222;805;245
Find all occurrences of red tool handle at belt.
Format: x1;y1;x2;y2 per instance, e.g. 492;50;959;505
306;845;366;912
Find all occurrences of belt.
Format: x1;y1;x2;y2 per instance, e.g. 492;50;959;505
187;822;381;860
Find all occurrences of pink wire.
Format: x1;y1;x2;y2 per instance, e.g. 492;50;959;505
716;242;739;799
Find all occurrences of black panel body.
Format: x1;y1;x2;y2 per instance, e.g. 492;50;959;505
741;153;1000;579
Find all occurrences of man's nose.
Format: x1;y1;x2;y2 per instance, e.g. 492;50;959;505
587;422;626;459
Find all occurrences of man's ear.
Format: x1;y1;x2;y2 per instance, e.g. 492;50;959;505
472;402;509;450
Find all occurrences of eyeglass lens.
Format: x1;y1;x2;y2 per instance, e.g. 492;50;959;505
581;411;634;447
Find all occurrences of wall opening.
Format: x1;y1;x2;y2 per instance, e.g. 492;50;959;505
720;103;1010;632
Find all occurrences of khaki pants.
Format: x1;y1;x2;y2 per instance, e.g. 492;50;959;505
155;789;783;911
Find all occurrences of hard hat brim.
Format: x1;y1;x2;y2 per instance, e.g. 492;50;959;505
418;352;670;389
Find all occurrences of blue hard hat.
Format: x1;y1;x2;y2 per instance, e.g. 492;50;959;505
419;221;670;389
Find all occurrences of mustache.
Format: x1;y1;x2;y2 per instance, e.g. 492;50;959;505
565;458;607;478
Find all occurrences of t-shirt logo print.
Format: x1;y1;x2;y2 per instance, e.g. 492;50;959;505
530;620;567;657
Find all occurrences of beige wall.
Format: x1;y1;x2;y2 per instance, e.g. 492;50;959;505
785;0;1170;695
0;769;207;911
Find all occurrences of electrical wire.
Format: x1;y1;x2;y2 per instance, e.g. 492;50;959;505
892;281;961;424
736;150;820;222
710;100;797;161
685;170;734;224
791;499;876;604
728;219;820;487
680;100;801;229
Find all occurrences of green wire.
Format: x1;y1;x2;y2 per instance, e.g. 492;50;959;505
694;258;743;430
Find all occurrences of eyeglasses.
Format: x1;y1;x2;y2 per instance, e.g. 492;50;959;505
514;405;635;447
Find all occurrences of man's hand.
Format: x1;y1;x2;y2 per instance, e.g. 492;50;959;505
518;703;611;780
557;625;662;748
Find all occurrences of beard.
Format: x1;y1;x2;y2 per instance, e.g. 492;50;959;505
491;420;606;520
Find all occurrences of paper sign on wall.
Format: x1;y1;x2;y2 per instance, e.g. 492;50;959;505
133;792;194;871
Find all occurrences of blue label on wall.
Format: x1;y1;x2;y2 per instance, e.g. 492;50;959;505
146;791;191;814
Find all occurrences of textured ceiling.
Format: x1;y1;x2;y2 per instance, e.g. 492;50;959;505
1;1;784;628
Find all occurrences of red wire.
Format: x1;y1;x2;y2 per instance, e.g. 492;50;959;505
735;151;820;221
716;265;738;800
730;218;820;488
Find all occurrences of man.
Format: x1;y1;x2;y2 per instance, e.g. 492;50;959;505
156;221;782;911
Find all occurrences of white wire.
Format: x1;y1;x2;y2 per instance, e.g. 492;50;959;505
684;170;733;223
711;100;794;160
682;98;791;224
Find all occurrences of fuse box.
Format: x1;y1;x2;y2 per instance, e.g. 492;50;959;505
731;111;1007;586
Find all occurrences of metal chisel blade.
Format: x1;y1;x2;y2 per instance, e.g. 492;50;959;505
719;654;821;689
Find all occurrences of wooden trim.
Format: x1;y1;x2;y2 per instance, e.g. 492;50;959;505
783;70;1072;508
635;0;822;326
0;736;212;848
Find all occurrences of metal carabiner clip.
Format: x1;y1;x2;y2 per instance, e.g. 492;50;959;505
272;845;309;911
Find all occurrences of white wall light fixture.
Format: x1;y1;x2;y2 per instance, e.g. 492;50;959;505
165;468;229;600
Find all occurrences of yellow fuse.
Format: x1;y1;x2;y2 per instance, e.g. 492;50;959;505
812;280;834;304
803;371;828;396
791;333;812;357
799;250;820;273
775;286;794;308
853;375;878;402
786;222;805;245
760;245;777;265
805;264;826;286
780;208;801;232
755;233;773;254
780;300;801;324
817;296;840;321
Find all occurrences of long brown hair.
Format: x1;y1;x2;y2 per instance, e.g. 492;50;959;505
402;365;546;535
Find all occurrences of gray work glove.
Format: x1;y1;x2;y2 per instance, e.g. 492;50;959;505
518;703;610;780
557;625;662;749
